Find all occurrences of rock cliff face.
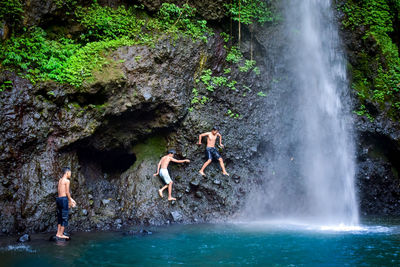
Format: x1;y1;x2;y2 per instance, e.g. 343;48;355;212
337;6;400;216
1;1;399;235
0;20;272;233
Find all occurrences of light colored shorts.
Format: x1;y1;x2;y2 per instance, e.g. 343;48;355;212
159;169;172;184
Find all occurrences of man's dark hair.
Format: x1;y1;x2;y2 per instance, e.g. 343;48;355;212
167;149;176;155
62;167;71;174
212;126;219;131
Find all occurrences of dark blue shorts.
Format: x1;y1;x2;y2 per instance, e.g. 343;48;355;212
56;196;69;227
206;147;221;161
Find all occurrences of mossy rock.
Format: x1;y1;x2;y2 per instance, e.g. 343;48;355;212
131;135;167;169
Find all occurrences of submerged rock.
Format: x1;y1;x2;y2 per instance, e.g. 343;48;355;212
49;235;70;242
17;234;30;243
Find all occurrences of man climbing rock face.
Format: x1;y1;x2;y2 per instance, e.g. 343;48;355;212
198;126;229;176
154;149;190;201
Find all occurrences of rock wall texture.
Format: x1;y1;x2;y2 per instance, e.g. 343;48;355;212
337;6;400;217
0;23;271;233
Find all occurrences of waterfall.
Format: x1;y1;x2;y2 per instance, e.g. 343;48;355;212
244;0;359;225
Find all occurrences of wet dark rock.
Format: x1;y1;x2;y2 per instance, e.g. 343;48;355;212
49;235;70;242
81;209;88;216
232;174;240;184
190;180;200;188
170;211;183;222
213;179;221;185
195;191;203;199
17;234;30;243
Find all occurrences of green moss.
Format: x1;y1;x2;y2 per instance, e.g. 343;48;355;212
0;0;23;27
131;135;167;169
0;3;213;89
339;0;400;121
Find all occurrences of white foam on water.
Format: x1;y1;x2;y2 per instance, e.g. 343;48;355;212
232;219;393;234
0;244;36;253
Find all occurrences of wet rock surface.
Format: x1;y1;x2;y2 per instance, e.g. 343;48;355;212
17;234;30;243
335;4;400;216
0;27;270;233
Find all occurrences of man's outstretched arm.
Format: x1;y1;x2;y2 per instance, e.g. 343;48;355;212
171;158;190;164
198;132;209;144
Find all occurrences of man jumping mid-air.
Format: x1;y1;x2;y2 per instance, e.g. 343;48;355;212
198;127;229;176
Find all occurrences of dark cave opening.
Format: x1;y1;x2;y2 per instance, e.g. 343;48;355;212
78;148;136;177
361;133;400;176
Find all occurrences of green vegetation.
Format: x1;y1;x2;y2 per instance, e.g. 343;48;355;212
227;109;240;119
131;135;167;169
224;0;275;25
257;91;267;97
0;3;212;89
239;60;256;72
0;80;12;92
156;3;213;42
226;46;243;63
0;0;23;27
75;3;145;42
339;0;400;120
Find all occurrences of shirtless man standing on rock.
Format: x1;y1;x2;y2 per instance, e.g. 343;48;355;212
56;167;76;240
198;126;229;176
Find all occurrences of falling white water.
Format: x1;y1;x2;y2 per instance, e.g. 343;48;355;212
242;0;359;226
289;0;359;225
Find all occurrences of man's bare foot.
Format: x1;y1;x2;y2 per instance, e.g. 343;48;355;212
158;189;163;198
222;172;229;176
199;171;206;176
56;235;69;239
168;197;176;201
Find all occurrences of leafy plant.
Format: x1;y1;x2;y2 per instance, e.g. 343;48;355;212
340;0;400;120
257;91;267;97
224;0;275;25
0;0;23;27
227;109;240;119
157;3;212;42
227;80;237;91
0;80;13;92
226;46;243;63
76;3;145;42
239;59;256;72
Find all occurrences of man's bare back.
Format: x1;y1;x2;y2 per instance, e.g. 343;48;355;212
58;178;69;197
159;155;173;169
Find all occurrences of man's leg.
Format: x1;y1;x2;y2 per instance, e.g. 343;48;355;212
56;224;61;237
59;226;65;237
167;182;176;201
159;185;168;198
219;158;229;176
199;159;212;176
